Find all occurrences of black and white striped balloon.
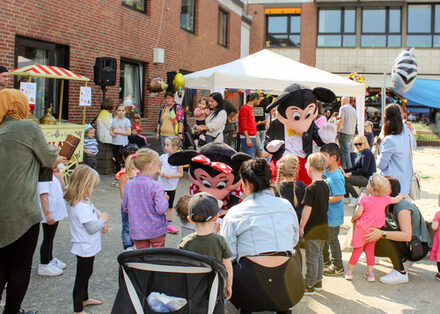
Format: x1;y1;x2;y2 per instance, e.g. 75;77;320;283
391;48;417;94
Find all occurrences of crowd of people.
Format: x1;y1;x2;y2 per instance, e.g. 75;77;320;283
1;86;440;314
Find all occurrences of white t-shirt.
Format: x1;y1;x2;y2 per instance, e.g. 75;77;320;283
69;200;102;257
158;153;179;191
111;117;131;146
37;175;68;223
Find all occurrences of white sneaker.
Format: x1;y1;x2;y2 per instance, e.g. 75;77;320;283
379;269;409;284
38;264;63;276
344;197;350;204
403;260;414;272
348;197;359;207
50;258;66;270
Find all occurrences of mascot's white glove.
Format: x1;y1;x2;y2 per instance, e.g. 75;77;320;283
318;123;337;143
266;140;285;153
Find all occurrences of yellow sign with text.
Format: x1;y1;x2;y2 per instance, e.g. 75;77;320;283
265;8;301;15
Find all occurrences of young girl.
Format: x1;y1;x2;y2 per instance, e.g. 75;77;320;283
194;97;210;126
37;167;68;276
274;154;306;221
129;113;147;148
110;103;132;174
429;192;440;281
64;165;109;314
158;136;184;234
175;195;195;237
122;148;169;248
346;173;403;282
115;144;139;249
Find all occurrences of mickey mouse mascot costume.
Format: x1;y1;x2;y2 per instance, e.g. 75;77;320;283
265;83;337;185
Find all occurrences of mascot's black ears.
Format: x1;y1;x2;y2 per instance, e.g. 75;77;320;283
231;152;253;169
312;87;336;103
168;150;199;166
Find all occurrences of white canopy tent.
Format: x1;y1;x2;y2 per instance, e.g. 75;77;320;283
184;49;365;133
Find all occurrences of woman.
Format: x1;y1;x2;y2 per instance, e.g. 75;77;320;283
377;104;416;196
341;134;376;202
364;177;431;284
0;89;64;314
195;92;227;144
96;97;114;145
155;91;184;152
220;159;303;314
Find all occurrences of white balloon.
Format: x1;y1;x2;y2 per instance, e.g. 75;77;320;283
391;48;417;94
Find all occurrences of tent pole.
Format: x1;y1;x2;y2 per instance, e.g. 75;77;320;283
381;72;386;129
83;82;87;125
59;79;64;123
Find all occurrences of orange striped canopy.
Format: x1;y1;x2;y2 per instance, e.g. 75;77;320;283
10;64;89;81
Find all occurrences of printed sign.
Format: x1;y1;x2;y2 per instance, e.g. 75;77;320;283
20;82;37;105
79;87;92;106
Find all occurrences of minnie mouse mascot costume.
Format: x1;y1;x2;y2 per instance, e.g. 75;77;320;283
168;142;251;216
265;83;337;185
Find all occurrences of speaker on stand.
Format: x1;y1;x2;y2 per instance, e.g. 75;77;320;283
94;57;117;100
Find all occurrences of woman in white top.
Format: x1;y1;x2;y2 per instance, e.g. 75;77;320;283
195;92;227;143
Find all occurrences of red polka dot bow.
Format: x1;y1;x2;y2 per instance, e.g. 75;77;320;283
191;155;233;174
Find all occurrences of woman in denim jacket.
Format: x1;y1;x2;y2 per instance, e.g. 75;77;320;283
220;159;304;314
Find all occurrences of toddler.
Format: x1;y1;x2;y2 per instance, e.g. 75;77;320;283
429;192;440;281
64;165;109;314
110;103;132;174
175;195;195;237
122;148;169;248
83;124;99;170
37;167;68;276
194;97;210;126
129;113;147;148
346;173;403;282
158;136;183;234
178;192;233;300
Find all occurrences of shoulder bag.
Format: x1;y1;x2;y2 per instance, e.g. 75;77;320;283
408;134;421;200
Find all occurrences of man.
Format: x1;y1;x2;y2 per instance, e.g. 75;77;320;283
0;66;9;89
238;92;258;157
253;95;270;156
337;96;357;169
222;99;238;148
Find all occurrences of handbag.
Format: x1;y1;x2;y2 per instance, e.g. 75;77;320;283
408;134;421;200
407;235;425;261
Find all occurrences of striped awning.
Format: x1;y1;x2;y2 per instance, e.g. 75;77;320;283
10;65;89;81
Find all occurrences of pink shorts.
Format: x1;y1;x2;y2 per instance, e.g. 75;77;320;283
134;234;166;249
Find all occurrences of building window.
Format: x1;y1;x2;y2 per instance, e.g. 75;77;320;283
14;36;69;120
181;0;195;33
266;14;301;47
122;0;146;13
407;4;440;48
120;59;144;115
318;8;355;47
361;7;401;48
218;9;228;47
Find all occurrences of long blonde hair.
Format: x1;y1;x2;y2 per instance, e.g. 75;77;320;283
275;154;300;207
64;165;100;206
125;148;160;174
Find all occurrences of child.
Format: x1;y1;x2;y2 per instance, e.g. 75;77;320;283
83;124;99;170
115;143;139;250
175;195;195;237
299;153;329;295
122;148;169;249
429;192;440;281
178;192;233;300
329;112;339;125
364;121;374;149
37;167;68;276
320;143;346;277
129;113;147;148
158;136;184;234
194;97;210;126
110;103;132;174
346;173;403;282
64;165;109;314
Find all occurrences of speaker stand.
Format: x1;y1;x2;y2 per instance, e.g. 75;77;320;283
101;85;107;101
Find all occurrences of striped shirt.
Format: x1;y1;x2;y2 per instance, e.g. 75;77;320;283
84;137;99;156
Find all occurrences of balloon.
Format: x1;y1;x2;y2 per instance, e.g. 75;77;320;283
391;48;417;94
147;77;168;93
173;72;185;97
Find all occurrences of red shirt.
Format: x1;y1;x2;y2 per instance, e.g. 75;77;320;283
238;104;257;136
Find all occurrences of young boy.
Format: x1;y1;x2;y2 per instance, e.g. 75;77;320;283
364;121;374;149
175;195;195;237
320;143;346;277
178;192;233;300
83;124;99;170
299;153;329;295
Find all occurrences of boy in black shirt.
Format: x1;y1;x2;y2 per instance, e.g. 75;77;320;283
299;153;330;295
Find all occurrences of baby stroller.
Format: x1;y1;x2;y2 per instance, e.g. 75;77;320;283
111;248;228;314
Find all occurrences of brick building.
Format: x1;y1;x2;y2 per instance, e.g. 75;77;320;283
0;0;251;130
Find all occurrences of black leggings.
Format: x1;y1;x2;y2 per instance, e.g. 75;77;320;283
73;255;95;312
111;144;123;173
40;222;59;264
0;223;40;314
437;262;440;273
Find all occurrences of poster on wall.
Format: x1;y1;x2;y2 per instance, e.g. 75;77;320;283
20;82;37;105
79;87;92;106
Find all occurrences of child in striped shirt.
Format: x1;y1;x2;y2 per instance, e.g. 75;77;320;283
83;124;99;170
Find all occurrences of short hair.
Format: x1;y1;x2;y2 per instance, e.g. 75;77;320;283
320;143;340;161
165;136;181;148
101;97;114;110
341;96;350;104
307;153;328;172
132;113;141;120
365;120;373;128
176;195;192;222
354;135;370;149
164;91;174;98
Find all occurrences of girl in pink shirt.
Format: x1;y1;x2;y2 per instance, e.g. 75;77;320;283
345;173;403;282
193;97;210;125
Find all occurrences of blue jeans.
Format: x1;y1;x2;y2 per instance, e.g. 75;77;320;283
160;135;167;153
121;205;133;249
338;132;353;169
240;137;256;157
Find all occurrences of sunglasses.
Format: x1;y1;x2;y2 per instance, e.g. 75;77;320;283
354;143;363;146
369;177;375;188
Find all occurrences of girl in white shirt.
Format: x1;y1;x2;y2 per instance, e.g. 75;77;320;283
64;165;110;314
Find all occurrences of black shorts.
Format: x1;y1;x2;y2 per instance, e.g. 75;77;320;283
165;190;176;209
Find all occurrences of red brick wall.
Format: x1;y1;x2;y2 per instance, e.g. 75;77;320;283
299;3;317;67
0;0;243;130
247;4;265;54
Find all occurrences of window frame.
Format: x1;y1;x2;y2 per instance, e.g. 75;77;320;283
121;0;146;14
317;8;356;48
180;0;196;33
407;4;440;48
265;14;301;48
360;7;402;48
119;58;145;116
218;8;229;47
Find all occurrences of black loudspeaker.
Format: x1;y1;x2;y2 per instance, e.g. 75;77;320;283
94;57;117;86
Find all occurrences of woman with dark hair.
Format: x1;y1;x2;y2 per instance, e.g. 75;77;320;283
220;159;303;314
156;91;184;152
195;92;227;143
377;104;416;195
364;176;431;284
